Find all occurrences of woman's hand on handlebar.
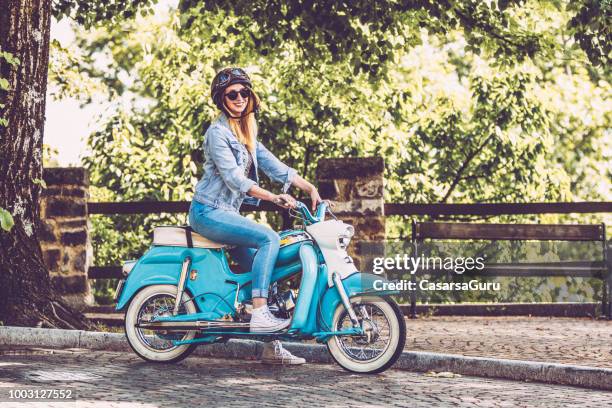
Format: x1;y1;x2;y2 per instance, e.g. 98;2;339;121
272;193;297;209
309;187;323;211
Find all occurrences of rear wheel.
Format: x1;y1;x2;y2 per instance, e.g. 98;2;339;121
326;296;406;374
125;284;198;363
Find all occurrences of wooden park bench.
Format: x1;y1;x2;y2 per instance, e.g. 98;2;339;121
408;221;611;319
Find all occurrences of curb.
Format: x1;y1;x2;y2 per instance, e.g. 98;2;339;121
1;326;610;391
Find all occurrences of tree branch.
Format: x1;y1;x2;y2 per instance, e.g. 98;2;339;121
440;133;494;203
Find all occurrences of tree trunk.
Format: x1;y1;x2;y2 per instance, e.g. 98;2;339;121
0;0;91;329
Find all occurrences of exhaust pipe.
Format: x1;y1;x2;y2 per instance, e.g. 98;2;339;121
136;320;250;331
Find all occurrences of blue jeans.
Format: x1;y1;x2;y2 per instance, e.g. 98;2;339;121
188;200;280;298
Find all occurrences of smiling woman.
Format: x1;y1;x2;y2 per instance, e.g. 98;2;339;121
224;86;251;112
187;66;323;364
193;67;321;306
210;68;260;153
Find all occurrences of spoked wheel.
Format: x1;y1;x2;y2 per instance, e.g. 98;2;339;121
326;295;406;374
125;285;198;363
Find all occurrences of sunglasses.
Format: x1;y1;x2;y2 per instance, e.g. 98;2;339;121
225;88;251;101
217;68;249;87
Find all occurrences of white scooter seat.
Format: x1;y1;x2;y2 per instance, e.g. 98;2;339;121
153;226;226;249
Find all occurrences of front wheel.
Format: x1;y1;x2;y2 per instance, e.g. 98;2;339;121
124;284;198;363
326;296;406;374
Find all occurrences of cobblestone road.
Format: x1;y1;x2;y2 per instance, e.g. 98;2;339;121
406;316;612;368
0;348;610;408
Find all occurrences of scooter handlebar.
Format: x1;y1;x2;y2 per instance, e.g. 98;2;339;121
295;200;329;224
315;200;328;220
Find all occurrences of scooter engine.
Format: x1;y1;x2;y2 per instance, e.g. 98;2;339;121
236;285;297;322
268;288;297;319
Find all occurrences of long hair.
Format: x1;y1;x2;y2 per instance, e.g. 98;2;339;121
223;89;260;153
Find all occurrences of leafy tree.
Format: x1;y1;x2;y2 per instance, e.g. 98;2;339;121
0;0;158;328
70;1;609;210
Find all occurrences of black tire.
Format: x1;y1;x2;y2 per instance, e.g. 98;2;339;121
326;295;406;374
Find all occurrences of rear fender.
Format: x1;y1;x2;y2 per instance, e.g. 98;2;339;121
115;264;180;311
115;246;201;311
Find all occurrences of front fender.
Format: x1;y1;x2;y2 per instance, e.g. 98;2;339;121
318;273;398;335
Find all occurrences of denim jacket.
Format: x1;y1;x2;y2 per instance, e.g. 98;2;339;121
193;114;297;212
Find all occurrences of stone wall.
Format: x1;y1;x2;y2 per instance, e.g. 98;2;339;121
40;168;93;311
316;157;385;271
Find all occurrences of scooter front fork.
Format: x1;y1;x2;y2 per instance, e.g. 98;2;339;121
332;272;360;327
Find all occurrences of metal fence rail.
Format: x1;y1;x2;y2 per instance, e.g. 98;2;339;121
88;201;612;215
385;201;612;216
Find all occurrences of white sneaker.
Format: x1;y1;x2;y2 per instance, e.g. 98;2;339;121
261;340;306;365
250;306;291;333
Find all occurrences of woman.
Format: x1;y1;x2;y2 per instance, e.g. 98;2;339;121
189;67;322;364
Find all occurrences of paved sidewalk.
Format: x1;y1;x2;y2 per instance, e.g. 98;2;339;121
406;316;611;368
0;348;611;408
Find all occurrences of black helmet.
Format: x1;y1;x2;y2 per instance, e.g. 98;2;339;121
211;67;255;113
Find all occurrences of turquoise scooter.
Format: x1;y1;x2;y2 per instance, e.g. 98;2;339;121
115;201;406;373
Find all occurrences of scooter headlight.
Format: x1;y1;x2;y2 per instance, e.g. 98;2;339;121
337;235;351;250
336;224;354;250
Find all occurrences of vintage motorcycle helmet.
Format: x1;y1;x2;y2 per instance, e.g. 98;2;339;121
210;67;259;116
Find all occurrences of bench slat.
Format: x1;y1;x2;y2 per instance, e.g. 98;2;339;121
419;264;605;278
414;222;605;241
389;261;607;278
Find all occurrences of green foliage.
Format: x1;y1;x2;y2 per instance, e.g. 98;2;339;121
0;48;20;127
0;207;14;232
52;1;610;73
69;3;610;209
53;0;158;28
32;178;47;189
43;144;60;167
567;0;611;67
179;0;607;74
0;49;21;67
48;40;111;103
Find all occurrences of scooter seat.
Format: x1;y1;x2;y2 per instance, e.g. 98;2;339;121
153;226;226;249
